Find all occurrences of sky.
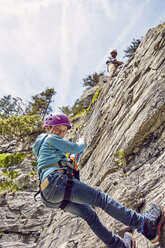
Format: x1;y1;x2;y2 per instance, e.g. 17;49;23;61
0;0;164;112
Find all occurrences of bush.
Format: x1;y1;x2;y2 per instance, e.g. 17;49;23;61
0;153;29;168
0;114;42;138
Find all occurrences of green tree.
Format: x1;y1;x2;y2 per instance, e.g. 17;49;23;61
60;99;84;116
83;72;104;88
25;88;56;119
59;106;71;116
0;95;24;118
123;38;142;59
71;99;84;115
0;114;42;139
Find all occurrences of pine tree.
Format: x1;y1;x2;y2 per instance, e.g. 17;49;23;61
83;72;104;88
25;88;56;119
59;106;71;116
0;95;24;118
123;38;142;59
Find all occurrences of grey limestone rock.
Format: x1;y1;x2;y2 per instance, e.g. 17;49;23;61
0;24;165;248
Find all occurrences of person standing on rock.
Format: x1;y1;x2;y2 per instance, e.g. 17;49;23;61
106;49;123;77
33;112;164;248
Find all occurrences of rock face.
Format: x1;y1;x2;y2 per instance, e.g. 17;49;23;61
79;85;100;108
0;24;165;248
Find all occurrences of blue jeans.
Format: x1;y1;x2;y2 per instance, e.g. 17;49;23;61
41;171;144;248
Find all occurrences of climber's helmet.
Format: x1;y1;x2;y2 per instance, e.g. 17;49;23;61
110;49;117;55
43;113;71;130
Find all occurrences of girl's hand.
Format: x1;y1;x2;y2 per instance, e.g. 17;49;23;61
82;136;87;143
77;136;87;143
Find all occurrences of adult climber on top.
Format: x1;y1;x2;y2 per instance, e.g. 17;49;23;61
106;49;123;76
33;112;164;248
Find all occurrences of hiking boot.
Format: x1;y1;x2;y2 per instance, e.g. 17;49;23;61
140;203;164;244
123;232;136;248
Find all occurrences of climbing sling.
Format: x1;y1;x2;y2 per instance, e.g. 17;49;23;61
59;155;79;209
59;164;74;210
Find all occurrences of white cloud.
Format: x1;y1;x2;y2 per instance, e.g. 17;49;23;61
0;0;63;96
96;0;151;71
56;0;107;107
0;0;164;111
56;0;71;106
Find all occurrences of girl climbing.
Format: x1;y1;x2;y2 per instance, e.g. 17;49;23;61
33;112;164;248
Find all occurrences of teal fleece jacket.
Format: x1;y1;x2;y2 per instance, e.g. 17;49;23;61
33;133;87;182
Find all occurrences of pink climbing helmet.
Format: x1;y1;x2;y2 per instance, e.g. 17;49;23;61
43;113;71;129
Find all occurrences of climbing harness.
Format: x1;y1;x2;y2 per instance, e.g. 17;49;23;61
34;154;80;210
33;130;80;209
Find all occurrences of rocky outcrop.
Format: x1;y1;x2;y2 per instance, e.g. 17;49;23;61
0;23;165;248
79;85;101;109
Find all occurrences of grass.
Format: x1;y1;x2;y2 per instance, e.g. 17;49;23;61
29;169;37;176
115;150;126;166
86;87;100;114
0;179;19;192
2;169;19;178
31;161;38;167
